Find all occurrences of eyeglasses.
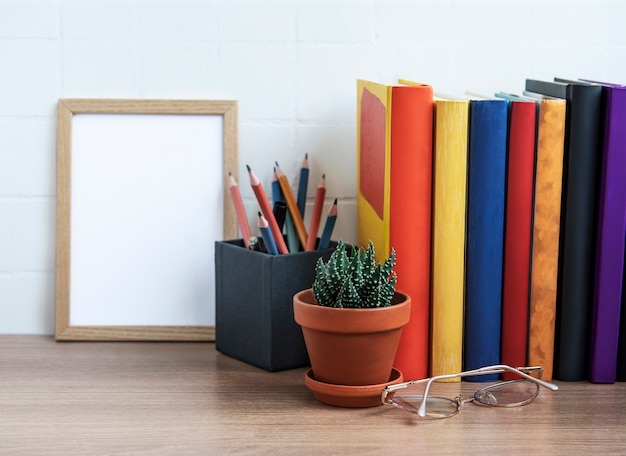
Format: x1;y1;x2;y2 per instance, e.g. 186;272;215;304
381;364;559;419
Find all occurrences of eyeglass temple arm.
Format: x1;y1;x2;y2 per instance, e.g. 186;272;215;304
484;365;559;391
417;365;559;417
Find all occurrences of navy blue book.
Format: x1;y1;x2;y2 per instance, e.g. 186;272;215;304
463;97;508;381
525;78;603;381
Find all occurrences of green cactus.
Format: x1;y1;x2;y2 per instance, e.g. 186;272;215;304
312;240;397;308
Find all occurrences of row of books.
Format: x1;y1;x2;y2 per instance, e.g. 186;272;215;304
356;77;626;383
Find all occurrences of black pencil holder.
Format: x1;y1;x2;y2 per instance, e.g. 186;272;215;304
215;238;340;371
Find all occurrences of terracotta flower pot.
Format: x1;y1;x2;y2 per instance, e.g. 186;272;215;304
293;289;411;387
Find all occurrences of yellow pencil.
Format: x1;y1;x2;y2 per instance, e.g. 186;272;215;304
274;162;308;247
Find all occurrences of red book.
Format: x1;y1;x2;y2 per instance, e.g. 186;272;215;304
496;93;537;378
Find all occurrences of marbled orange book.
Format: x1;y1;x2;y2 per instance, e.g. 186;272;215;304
523;94;566;381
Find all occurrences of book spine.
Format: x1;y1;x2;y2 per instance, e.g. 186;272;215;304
464;99;508;382
554;84;603;381
500;100;536;380
589;86;626;383
430;99;469;379
527;99;566;381
618;255;626;382
389;85;434;380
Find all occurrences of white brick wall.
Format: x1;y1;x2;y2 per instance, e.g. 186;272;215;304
1;0;624;334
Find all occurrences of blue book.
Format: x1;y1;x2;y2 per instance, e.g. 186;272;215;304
463;97;508;381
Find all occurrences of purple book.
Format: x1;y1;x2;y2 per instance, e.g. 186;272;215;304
581;79;626;383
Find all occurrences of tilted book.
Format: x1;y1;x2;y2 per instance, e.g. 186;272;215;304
357;79;434;380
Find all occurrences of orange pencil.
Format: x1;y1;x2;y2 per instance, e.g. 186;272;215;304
274;162;308;247
228;172;252;248
246;165;289;254
305;174;326;251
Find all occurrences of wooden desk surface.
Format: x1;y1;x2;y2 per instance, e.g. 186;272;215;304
1;336;624;455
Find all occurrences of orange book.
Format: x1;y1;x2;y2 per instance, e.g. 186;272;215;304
523;93;566;381
356;79;433;380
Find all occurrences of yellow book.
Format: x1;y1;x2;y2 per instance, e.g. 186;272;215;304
430;94;469;379
357;80;390;258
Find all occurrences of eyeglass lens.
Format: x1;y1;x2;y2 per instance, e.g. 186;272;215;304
473;380;539;407
389;395;460;419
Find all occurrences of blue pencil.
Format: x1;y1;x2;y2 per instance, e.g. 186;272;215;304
317;198;337;250
271;167;282;204
297;153;309;218
258;211;278;255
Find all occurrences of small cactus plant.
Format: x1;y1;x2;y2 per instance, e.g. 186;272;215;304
312;240;397;308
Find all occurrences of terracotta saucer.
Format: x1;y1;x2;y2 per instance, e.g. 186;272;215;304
304;367;404;408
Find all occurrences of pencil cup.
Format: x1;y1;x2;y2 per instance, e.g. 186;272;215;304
215;238;341;371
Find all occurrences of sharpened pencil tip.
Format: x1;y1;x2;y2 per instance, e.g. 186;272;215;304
275;161;279;167
228;171;232;176
322;173;325;179
333;198;337;204
246;164;251;172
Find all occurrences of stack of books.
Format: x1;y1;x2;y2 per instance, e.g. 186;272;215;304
356;77;626;383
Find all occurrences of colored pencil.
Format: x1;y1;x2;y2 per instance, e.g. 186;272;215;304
305;174;326;251
297;153;309;218
274;162;308;247
317;198;337;250
228;172;252;248
272;167;299;252
246;165;289;254
258;212;278;255
271;168;281;204
272;201;287;232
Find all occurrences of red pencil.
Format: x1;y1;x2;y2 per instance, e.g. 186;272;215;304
246;165;289;254
228;172;252;248
305;174;326;251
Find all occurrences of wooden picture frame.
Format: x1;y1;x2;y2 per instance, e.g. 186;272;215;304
55;99;238;341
